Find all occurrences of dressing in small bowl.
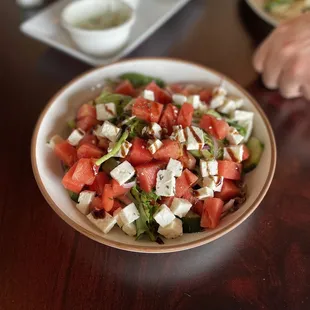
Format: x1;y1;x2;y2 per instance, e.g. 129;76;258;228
62;0;136;57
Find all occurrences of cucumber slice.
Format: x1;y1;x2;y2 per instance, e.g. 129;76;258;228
189;150;202;158
189;149;214;160
182;211;202;233
68;191;79;203
202;149;215;160
206;109;222;119
101;158;119;174
243;137;264;173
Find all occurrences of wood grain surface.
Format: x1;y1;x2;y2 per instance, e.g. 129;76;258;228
1;0;310;309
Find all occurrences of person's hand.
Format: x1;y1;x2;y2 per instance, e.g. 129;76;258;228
253;13;310;99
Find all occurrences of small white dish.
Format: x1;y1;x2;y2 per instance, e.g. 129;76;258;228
20;0;191;66
31;58;276;253
124;0;140;9
61;0;135;57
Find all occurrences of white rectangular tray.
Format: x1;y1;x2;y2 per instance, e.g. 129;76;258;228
20;0;191;66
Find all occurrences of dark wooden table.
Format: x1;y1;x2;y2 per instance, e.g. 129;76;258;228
1;0;310;309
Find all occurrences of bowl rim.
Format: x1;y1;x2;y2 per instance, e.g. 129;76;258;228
61;0;136;34
31;57;277;254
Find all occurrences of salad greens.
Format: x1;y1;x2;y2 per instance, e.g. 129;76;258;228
128;119;147;139
95;130;129;166
131;186;160;241
119;72;166;88
265;0;293;12
95;91;132;115
226;120;247;137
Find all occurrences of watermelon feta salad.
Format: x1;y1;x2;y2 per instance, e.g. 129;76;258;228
48;73;264;243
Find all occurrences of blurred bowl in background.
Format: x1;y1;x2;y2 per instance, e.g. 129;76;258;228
61;0;136;57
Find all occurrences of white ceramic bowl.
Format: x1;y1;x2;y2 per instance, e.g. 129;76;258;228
61;0;136;57
124;0;140;9
31;58;276;253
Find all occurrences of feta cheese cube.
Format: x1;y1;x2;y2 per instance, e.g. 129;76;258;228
67;129;85;146
93;125;102;137
212;176;224;192
153;204;175;228
207;160;218;176
170;125;186;143
108;141;132;158
110;161;135;185
200;159;218;177
156;170;176;197
197;101;208;113
148;139;163;154
173;125;183;131
231;110;253;142
188;95;201;109
142;122;162;139
177;129;186;143
172;94;187;106
239;119;253;142
47;135;64;150
195;187;214;199
200;160;207;177
226;127;244;145
202;176;224;192
223;146;244;163
217;97;243;114
76;190;96;215
170;198;192;218
166;158;183;177
87;212;117;234
119;203;140;225
113;207;124;227
210;95;225;109
231;96;244;108
143;90;155;101
209;85;228;109
96;103;117;121
122;222;137;236
186;126;204;151
212;85;228;97
232;110;254;122
158;218;183;239
96;121;121;142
